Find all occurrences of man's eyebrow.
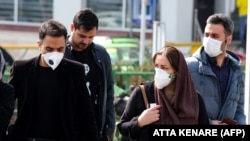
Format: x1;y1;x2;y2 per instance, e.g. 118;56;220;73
204;33;219;36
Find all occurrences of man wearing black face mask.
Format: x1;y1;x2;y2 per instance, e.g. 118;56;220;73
186;13;245;125
7;19;99;141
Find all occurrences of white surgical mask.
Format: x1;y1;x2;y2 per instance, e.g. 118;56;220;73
154;68;174;89
203;37;223;57
42;52;63;70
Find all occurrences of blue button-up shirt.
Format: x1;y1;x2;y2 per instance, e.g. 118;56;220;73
207;55;230;102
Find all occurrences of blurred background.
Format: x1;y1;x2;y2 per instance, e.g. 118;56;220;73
0;0;248;140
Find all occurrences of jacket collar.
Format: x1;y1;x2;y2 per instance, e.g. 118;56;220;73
192;46;242;70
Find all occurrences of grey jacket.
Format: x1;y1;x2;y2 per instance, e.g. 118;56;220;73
186;46;246;124
64;43;115;139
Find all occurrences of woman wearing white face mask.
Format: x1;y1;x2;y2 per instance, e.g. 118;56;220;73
117;46;209;141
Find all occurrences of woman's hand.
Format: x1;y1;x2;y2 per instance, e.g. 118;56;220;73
137;105;161;127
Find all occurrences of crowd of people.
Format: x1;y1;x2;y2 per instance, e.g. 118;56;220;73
0;8;246;141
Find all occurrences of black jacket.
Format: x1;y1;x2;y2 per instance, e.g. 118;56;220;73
64;43;115;139
117;81;209;141
7;56;99;141
0;81;15;141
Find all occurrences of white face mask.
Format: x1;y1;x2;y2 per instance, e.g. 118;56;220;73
154;68;174;89
203;37;223;57
42;52;64;70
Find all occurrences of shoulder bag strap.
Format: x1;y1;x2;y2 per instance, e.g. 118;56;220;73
139;85;149;109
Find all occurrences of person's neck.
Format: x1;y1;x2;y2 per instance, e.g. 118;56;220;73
68;36;72;45
215;52;226;67
164;81;175;101
39;57;49;67
67;36;82;51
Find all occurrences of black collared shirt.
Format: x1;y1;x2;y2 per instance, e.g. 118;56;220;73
207;55;230;102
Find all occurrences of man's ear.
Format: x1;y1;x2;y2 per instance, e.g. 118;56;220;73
70;23;75;31
37;40;41;50
226;35;233;44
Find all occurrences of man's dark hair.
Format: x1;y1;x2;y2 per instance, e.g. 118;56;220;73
73;8;99;31
206;13;234;36
38;19;68;41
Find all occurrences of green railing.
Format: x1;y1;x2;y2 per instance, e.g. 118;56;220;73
2;64;11;83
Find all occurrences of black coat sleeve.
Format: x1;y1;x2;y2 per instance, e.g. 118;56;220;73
117;86;148;139
0;82;15;139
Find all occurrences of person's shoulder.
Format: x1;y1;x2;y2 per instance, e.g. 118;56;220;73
186;46;203;63
93;43;104;49
92;43;112;63
62;58;83;67
93;43;109;54
140;81;154;93
227;50;244;69
13;57;38;68
185;56;199;72
61;59;85;76
0;81;14;91
185;56;198;63
142;81;154;87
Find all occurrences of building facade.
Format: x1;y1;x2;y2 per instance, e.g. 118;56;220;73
0;0;237;42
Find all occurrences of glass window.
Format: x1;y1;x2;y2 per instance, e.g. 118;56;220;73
87;0;159;29
0;0;158;29
0;0;52;23
18;0;53;23
88;0;123;28
0;0;14;21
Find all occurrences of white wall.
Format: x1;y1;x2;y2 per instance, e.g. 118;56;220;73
215;0;235;16
53;0;87;33
160;0;194;42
